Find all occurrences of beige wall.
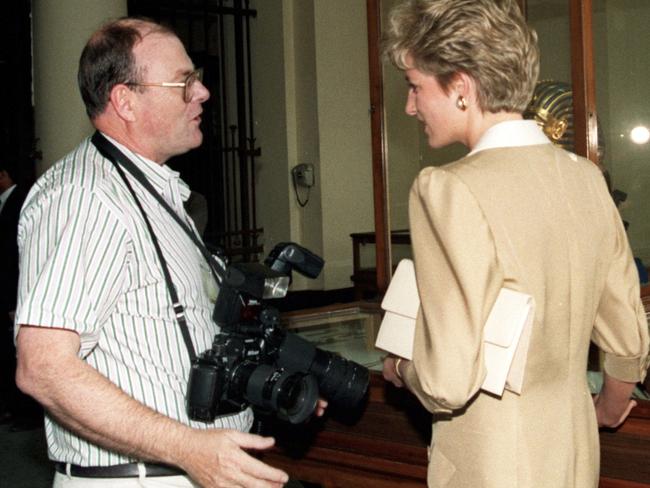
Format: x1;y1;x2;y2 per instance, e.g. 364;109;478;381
283;0;324;289
32;0;127;175
250;0;292;251
313;0;373;289
252;0;373;290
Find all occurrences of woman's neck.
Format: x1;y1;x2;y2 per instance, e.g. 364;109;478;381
467;111;523;150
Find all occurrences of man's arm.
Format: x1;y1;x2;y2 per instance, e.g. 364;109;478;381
16;325;288;488
593;373;637;429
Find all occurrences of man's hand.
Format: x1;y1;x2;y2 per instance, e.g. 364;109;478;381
593;373;638;429
382;356;407;388
177;397;328;487
315;398;328;417
176;429;287;488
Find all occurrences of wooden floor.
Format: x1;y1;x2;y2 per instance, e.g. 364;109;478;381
261;374;650;487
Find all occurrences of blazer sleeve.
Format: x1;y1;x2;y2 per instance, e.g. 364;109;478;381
592;200;650;383
402;167;504;413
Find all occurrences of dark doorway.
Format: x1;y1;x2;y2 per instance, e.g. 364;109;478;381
0;1;36;187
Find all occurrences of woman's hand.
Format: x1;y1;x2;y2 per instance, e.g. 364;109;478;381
593;373;638;429
382;356;408;388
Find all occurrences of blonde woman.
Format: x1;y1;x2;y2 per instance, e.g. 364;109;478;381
381;1;649;487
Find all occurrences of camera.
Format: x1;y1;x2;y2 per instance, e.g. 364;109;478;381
186;243;370;424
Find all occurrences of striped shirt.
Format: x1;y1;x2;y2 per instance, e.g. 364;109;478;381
15;135;253;467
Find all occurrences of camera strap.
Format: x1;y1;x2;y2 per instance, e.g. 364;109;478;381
91;131;226;362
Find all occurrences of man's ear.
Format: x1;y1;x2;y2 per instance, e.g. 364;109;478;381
108;84;137;122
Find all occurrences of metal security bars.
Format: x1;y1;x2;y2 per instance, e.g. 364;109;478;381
127;0;262;262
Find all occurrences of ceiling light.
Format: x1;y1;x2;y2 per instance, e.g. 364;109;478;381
630;126;650;145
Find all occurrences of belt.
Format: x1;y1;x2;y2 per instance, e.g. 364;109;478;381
54;462;184;478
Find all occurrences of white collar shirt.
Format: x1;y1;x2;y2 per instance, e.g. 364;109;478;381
0;183;17;214
468;119;551;156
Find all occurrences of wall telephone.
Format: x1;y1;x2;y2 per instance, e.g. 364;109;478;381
292;163;315;188
291;163;315;207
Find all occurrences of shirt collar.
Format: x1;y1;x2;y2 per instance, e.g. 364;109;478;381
0;184;16;212
468;119;551;156
100;132;191;201
0;183;17;207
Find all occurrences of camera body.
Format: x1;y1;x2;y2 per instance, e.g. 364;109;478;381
186;243;369;424
187;305;320;424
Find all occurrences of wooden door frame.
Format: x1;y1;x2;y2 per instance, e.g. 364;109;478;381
366;0;391;294
569;0;599;163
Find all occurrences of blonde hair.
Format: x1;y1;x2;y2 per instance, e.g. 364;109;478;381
384;0;540;113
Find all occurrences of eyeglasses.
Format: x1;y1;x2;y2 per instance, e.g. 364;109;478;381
125;68;203;103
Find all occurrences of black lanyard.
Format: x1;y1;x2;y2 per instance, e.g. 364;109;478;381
91;131;224;362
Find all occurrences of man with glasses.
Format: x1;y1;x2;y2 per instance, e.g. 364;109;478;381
14;17;291;488
125;68;203;103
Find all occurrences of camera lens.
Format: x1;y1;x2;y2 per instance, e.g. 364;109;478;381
274;373;319;422
276;332;369;410
311;349;369;410
236;362;319;424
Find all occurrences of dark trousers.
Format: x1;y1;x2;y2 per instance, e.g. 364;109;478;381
0;314;41;421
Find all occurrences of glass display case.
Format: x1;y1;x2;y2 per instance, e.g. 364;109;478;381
592;0;650;272
282;302;385;372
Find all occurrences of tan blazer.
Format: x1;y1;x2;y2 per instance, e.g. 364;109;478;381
402;144;649;488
